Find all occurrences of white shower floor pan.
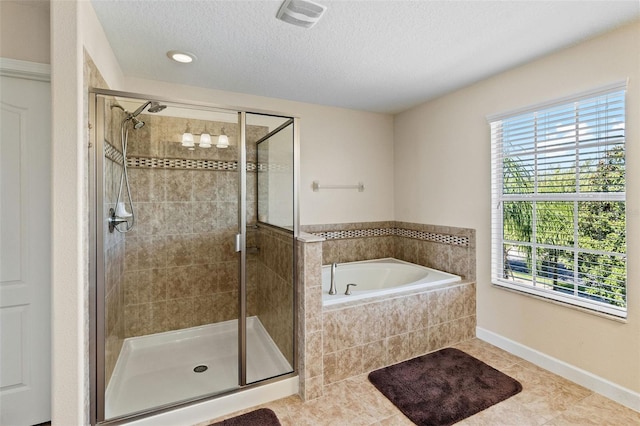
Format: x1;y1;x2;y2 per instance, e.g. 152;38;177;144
105;316;292;419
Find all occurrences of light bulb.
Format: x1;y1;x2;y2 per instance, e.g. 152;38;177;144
216;134;229;149
182;132;194;147
199;133;212;148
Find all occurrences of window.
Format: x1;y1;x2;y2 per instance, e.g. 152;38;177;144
490;83;627;318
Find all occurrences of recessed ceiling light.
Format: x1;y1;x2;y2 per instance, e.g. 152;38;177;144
167;50;196;63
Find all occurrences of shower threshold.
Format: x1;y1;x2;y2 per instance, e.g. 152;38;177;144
105;316;292;419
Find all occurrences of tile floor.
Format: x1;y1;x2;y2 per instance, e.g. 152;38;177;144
204;338;640;425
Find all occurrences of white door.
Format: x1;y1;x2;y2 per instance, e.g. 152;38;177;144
0;74;51;425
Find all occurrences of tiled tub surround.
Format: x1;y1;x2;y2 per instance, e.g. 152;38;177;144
303;221;476;280
322;281;476;386
295;235;325;401
297;222;476;397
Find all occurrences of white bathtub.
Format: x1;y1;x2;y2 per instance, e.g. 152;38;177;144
322;258;461;306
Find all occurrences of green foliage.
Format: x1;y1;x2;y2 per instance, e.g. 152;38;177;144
502;145;626;308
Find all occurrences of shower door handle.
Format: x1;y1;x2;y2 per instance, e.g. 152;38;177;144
235;233;242;252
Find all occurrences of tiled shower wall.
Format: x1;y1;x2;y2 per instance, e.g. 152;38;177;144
254;225;295;366
120;113;268;337
103;148;125;384
86;51;126;385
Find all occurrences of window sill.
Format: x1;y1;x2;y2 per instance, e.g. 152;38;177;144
491;283;628;324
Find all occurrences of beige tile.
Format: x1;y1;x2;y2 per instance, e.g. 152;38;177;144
324;345;362;384
409;327;430;358
446;284;466;321
453;338;523;370
427;321;452;351
544;393;640;426
387;333;413;364
428;288;448;325
386;296;410;337
362;339;387;373
361;302;386;343
378;413;416;425
305;331;323;378
198;336;637;426
302;375;324;401
458;395;544;426
406;292;429;331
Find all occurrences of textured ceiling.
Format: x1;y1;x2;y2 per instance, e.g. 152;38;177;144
90;0;639;114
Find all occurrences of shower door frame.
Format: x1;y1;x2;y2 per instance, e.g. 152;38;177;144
88;89;300;425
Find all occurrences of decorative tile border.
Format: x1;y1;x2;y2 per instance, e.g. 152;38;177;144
313;227;469;247
105;141;124;165
317;228;395;240
257;163;293;172
127;156;257;171
395;228;469;247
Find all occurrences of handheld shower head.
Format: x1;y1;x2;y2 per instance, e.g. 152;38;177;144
131;117;145;129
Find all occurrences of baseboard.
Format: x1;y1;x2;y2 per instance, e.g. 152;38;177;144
476;327;640;413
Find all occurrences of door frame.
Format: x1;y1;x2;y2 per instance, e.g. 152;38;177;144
0;57;52;426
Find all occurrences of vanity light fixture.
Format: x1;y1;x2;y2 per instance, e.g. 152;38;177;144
181;123;195;147
167;50;197;63
199;125;212;148
216;128;229;149
181;124;229;149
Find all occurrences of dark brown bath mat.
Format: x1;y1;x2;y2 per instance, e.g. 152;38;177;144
368;347;522;426
210;408;281;426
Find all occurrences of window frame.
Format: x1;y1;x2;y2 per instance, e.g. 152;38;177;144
489;82;627;318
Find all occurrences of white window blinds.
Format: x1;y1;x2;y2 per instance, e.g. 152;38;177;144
490;82;627;317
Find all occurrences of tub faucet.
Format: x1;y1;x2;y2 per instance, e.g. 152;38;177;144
345;283;357;295
329;263;338;295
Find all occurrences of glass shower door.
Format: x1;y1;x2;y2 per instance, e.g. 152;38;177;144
93;92;245;421
244;113;297;384
92;91;298;424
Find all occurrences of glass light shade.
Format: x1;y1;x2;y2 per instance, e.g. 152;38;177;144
198;133;212;148
216;134;229;149
167;50;196;63
181;132;195;147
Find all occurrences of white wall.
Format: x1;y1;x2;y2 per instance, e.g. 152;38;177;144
394;20;640;394
124;76;395;225
51;2;84;424
0;1;50;64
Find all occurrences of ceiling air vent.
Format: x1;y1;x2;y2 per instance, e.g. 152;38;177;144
276;0;327;29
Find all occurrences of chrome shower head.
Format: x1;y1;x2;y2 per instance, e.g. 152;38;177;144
147;102;167;113
131;100;167;117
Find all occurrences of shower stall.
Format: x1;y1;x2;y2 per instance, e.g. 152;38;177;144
89;90;299;423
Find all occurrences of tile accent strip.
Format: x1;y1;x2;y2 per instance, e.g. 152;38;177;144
127;156;257;171
105;141;124;165
318;228;395;239
313;227;469;247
